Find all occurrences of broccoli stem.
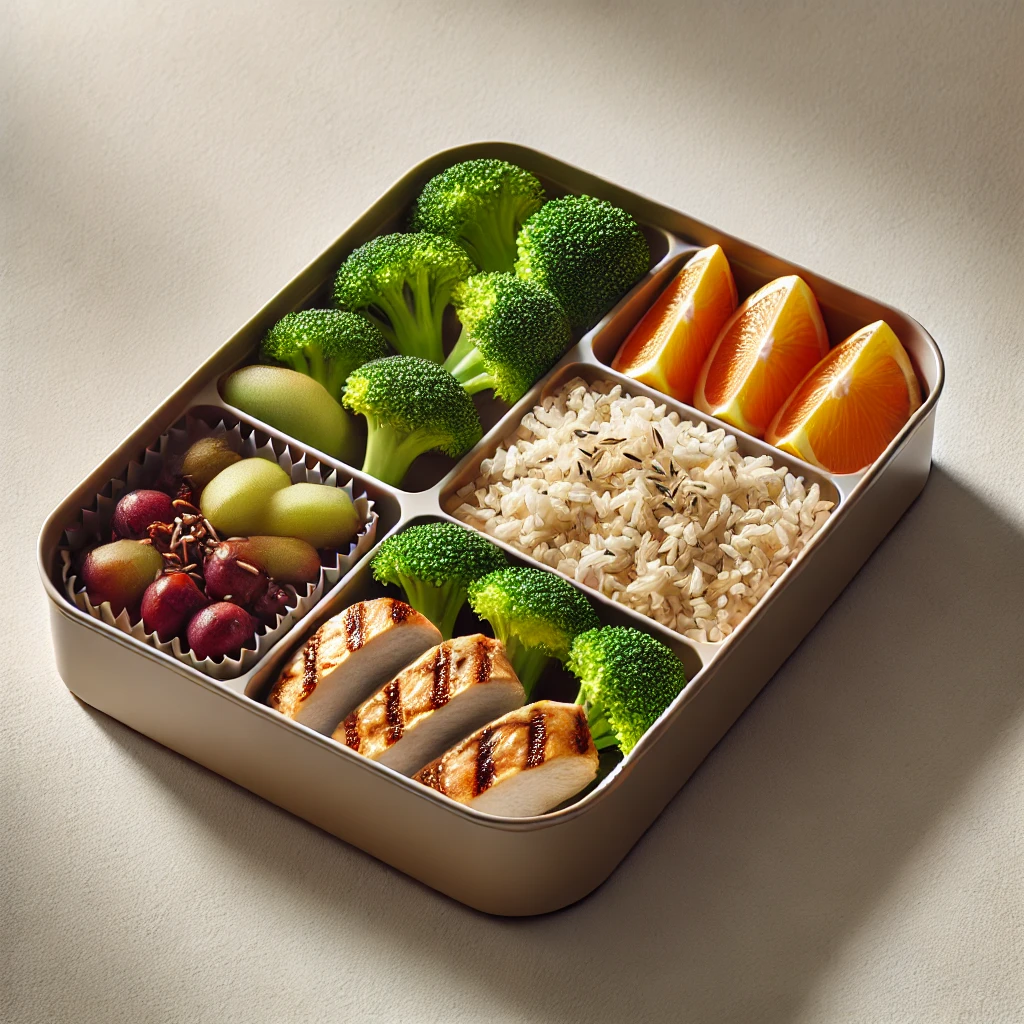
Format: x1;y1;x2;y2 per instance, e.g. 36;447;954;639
305;345;347;400
395;576;468;640
324;365;348;402
458;203;523;272
372;281;446;364
444;339;495;395
277;345;344;401
443;327;476;371
416;265;447;362
430;280;455;355
503;635;554;699
305;344;329;391
573;686;619;750
361;419;445;487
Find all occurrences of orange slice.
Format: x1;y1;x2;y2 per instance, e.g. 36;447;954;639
611;244;738;404
766;320;922;473
694;275;829;437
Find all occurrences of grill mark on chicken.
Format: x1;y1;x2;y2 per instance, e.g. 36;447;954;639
343;603;364;651
429;643;453;710
300;629;322;701
384;680;404;745
526;711;547;769
573;709;590;754
389;599;411;624
474;728;497;795
342;713;360;751
473;640;493;686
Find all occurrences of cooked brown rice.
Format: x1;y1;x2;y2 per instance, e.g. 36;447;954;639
449;378;835;644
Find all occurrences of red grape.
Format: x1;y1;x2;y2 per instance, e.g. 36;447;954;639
186;602;257;661
81;540;164;615
204;541;269;607
112;489;175;540
141;572;208;642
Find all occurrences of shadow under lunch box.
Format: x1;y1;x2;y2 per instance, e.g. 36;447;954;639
38;142;945;916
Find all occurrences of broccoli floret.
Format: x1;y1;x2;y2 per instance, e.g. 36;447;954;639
515;195;650;331
467;567;600;697
333;232;474;364
410;159;545;273
372;522;508;638
342;356;482;487
568;626;687;755
443;273;572;403
261;309;390;401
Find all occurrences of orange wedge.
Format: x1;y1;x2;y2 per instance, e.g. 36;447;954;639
766;320;922;473
611;244;738;403
694;275;829;437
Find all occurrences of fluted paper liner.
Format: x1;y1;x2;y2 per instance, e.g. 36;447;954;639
59;412;377;680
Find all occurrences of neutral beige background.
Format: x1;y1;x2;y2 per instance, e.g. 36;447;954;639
3;1;1023;1021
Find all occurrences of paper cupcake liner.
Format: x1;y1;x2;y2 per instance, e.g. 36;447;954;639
59;411;378;680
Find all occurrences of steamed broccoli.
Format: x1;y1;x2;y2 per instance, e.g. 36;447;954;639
443;273;572;403
333;232;474;364
568;626;687;754
515;195;650;331
372;522;508;638
467;566;600;697
342;356;482;487
410;159;545;273
261;309;390;401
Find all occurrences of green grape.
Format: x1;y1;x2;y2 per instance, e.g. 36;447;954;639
200;458;290;538
262;483;359;550
223;365;358;463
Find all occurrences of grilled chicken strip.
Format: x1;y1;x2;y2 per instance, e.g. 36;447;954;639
269;598;441;734
335;635;526;776
413;701;599;816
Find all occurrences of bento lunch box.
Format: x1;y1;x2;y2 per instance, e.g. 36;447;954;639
38;142;944;916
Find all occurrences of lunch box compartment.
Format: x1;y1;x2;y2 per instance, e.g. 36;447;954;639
50;401;399;682
587;252;940;486
441;359;843;658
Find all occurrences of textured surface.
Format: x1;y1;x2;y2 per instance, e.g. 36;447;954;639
3;1;1023;1021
